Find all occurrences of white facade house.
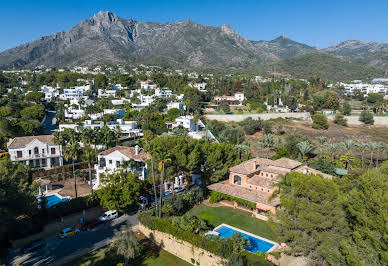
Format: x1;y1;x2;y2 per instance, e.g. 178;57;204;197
98;89;117;98
170;115;198;132
340;83;388;97
140;80;157;90
214;92;245;104
167;102;185;111
41;85;59;102
189;82;207;91
7;135;63;169
155;88;173;98
94;146;151;188
106;119;142;136
64;106;86;120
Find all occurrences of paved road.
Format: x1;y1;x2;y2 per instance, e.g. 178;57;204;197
9;213;138;266
42;111;58;134
205;112;311;122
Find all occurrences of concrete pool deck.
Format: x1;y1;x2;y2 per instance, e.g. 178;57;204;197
212;223;278;253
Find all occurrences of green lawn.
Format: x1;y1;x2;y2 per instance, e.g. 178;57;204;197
64;247;191;266
187;205;278;241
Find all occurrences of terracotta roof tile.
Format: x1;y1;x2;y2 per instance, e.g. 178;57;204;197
247;175;278;189
99;146;151;161
207;182;280;207
273;158;302;169
7;135;55;148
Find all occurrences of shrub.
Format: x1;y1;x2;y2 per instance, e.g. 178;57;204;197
334;113;347;126
311;113;329;129
342;102;351;116
45;194;100;220
359;111;374;125
209;191;256;209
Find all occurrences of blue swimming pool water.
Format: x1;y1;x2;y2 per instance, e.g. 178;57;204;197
45;194;70;207
214;225;275;253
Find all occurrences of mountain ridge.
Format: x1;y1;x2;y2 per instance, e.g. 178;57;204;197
1;10;388;80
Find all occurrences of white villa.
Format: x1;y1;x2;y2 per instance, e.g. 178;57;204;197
7;135;63;169
214;92;245;104
140;80;157;90
189;82;207;91
94;145;152;188
167;102;186;111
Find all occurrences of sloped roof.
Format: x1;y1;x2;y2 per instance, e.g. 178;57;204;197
247;175;279;189
99;146;151;161
273;158;301;169
7;135;54;148
230;158;273;175
294;165;333;179
208;182;280;207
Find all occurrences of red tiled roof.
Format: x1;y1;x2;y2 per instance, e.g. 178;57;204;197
7;135;54;148
207;182;280;207
99;146;151;161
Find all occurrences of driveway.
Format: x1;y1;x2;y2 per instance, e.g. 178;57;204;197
42;111;58;134
9;213;139;266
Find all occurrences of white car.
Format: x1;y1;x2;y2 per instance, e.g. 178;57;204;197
98;210;118;222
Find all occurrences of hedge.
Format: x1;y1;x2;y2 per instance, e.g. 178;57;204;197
44;193;100;220
139;210;227;258
208;191;257;209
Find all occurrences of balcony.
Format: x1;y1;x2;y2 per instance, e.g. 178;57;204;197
14;153;62;161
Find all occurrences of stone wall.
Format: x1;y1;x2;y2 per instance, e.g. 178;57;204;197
327;115;388;126
136;223;225;266
206;112;311;122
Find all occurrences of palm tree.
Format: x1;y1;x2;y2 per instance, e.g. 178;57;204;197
81;127;95;194
343;140;356;154
368;142;380;167
296;141;313;162
258;134;275;159
65;137;81;198
236;144;248;160
109;225;142;265
357;142;369;167
328;143;339;160
375;141;386;168
113;125;122;145
53;131;67;180
317;136;327;145
92;128;102;161
101;125;112;149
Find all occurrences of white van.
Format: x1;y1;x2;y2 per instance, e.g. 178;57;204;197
98;210;118;222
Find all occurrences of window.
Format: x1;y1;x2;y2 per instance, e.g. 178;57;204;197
42;159;47;167
109;160;112;164
29;150;31;155
34;147;39;155
42;149;45;154
51;148;56;155
233;175;242;185
17;151;22;158
116;161;121;167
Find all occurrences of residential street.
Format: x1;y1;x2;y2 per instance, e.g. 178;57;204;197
9;213;138;266
42;111;58;134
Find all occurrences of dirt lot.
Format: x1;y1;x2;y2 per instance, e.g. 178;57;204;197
282;121;388;143
52;178;93;198
245;119;388;144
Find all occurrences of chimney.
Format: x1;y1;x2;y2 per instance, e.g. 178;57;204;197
135;145;140;155
252;160;257;172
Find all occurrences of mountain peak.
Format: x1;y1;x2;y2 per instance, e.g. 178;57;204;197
92;11;120;22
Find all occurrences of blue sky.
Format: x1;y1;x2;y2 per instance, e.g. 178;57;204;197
1;0;388;52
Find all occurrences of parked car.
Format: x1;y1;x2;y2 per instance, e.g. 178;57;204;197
81;219;101;231
22;239;46;254
173;186;185;194
59;227;80;238
98;210;118;222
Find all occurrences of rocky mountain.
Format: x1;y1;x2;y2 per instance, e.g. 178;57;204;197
324;40;388;71
251;35;320;59
0;10;388;80
0;11;276;69
275;53;385;81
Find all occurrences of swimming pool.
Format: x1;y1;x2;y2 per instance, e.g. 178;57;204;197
38;194;71;207
209;224;277;253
